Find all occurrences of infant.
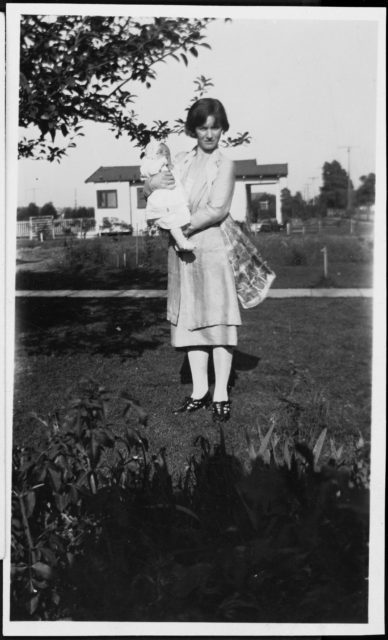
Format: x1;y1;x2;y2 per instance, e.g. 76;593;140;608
140;139;195;252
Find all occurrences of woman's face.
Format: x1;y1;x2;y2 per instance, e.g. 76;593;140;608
195;115;222;153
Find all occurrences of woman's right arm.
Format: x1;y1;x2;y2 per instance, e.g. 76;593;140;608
186;157;235;234
143;171;175;197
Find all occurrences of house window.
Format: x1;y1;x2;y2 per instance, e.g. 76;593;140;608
97;190;117;209
260;200;269;211
137;187;147;209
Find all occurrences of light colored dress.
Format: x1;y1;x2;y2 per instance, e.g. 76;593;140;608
168;146;241;347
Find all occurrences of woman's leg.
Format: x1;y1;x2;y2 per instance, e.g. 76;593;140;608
212;346;234;402
187;347;209;398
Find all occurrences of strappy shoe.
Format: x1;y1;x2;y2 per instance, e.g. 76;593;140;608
173;391;212;414
212;400;231;423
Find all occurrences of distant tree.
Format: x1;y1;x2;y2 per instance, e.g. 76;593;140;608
354;173;375;207
292;191;307;219
40;202;58;218
318;160;352;213
281;188;319;220
303;203;319;220
61;208;69;219
17;206;30;221
26;202;40;218
280;188;319;220
76;206;95;219
62;206;95;219
281;187;293;220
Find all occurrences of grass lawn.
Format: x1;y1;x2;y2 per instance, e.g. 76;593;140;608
13;296;373;479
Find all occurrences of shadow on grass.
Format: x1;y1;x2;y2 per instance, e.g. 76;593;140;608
16;267;168;290
15;297;169;359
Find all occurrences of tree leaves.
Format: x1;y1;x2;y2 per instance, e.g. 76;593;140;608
24;491;36;518
18;15;214;161
319;160;351;210
27;594;40;616
19;15;251;160
48;467;62;492
354;173;375;207
32;561;53;580
221;131;252;148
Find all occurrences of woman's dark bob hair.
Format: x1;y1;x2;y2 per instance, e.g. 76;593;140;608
185;98;230;138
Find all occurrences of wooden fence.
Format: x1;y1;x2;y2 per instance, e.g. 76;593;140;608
286;217;373;236
17;218;96;239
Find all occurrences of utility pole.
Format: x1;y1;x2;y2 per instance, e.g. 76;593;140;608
74;188;78;210
25;187;41;204
25;178;40;204
339;146;358;214
308;177;318;204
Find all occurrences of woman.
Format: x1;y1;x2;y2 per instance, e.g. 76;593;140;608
145;98;241;422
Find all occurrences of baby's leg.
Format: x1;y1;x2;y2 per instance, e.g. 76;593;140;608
170;227;196;252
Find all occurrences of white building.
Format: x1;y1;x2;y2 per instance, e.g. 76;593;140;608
229;160;288;224
85;160;288;234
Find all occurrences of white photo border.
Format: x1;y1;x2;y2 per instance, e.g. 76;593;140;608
3;3;386;637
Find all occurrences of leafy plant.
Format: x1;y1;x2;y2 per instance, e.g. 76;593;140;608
11;378;370;622
11;377;149;619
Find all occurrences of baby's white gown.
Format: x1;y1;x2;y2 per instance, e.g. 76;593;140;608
141;157;191;229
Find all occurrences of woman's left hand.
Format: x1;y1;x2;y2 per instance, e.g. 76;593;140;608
150;170;175;191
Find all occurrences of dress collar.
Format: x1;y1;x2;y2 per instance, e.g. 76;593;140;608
191;145;222;162
180;146;222;187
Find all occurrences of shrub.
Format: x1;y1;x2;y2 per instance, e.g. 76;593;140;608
11;378;370;622
56;238;110;274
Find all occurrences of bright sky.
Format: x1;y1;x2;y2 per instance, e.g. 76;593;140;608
17;10;381;208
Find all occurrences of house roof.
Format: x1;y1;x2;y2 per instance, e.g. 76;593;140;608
85;160;288;184
85;166;142;184
235;160;288;179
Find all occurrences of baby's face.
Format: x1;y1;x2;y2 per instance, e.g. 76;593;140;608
156;144;171;162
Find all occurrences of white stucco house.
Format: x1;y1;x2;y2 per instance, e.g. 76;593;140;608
85;160;288;234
